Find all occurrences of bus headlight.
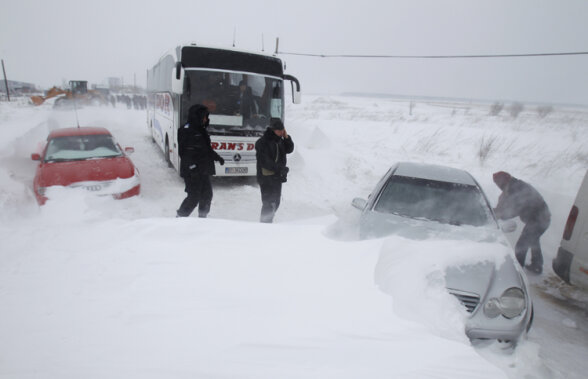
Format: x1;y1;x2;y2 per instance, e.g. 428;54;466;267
483;287;526;319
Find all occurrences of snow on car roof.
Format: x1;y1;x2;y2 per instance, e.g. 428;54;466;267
48;127;111;139
393;162;477;186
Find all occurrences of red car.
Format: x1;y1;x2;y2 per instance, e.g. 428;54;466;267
31;127;140;205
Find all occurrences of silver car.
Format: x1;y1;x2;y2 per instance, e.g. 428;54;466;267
352;162;533;346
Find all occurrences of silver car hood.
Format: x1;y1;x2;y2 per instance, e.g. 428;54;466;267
360;211;504;244
445;261;495;297
366;211;523;298
445;253;523;298
445;262;504;298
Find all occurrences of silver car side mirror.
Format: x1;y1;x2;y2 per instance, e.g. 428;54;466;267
352;197;368;210
500;219;517;233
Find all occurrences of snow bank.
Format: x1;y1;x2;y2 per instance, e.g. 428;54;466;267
1;95;587;378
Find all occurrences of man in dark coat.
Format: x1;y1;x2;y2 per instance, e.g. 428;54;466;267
255;119;294;223
176;104;224;218
493;171;551;274
237;80;255;120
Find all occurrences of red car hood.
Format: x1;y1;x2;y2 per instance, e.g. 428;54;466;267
36;156;135;187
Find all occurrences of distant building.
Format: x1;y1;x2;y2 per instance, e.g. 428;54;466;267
107;77;123;90
0;80;36;95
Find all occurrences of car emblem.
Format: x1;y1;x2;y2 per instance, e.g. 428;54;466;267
233;153;242;162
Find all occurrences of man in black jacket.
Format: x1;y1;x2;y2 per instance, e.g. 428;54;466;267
255;119;294;223
237;80;255;120
493;171;551;274
176;104;224;218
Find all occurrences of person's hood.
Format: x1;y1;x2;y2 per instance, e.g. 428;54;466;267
187;104;209;128
264;127;280;140
493;171;512;190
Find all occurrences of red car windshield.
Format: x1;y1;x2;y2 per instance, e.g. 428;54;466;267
44;134;123;162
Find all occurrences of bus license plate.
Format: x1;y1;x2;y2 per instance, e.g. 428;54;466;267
225;167;248;174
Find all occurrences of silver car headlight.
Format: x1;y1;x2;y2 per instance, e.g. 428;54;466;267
483;287;526;319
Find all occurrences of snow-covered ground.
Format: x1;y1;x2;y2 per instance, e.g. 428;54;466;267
0;95;587;378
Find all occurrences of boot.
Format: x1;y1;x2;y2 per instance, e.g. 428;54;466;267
525;263;543;275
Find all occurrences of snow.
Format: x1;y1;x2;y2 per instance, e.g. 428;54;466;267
1;95;587;378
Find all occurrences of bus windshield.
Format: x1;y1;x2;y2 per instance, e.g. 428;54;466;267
182;70;284;136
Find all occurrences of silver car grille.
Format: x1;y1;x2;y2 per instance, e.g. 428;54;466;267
449;289;480;313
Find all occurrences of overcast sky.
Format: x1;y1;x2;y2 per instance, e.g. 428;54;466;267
2;0;587;105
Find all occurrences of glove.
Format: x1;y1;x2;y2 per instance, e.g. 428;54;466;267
218;157;225;165
279;166;289;183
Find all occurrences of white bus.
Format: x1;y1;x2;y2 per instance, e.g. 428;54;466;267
146;44;301;176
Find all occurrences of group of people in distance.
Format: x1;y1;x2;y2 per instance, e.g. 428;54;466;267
175;103;551;275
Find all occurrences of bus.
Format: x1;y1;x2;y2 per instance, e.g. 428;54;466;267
146;44;301;176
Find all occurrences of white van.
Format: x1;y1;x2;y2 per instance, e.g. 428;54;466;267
553;170;588;290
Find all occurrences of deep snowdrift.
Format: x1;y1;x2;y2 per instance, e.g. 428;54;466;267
0;95;587;378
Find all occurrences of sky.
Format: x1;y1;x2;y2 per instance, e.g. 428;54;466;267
2;0;588;105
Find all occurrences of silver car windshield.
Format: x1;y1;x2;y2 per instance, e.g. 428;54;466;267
44;135;123;162
374;176;493;227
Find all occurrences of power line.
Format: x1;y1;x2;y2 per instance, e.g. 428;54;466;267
276;50;588;59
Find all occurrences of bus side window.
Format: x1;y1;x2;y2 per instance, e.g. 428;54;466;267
184;75;191;97
272;82;282;98
269;82;283;118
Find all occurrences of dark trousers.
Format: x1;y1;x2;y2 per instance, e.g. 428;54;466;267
177;170;213;217
515;217;550;267
259;176;282;223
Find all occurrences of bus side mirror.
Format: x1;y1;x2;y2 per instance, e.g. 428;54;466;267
284;74;301;104
173;62;184;94
292;87;301;104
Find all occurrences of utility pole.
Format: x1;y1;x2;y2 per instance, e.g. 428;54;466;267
1;59;10;101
